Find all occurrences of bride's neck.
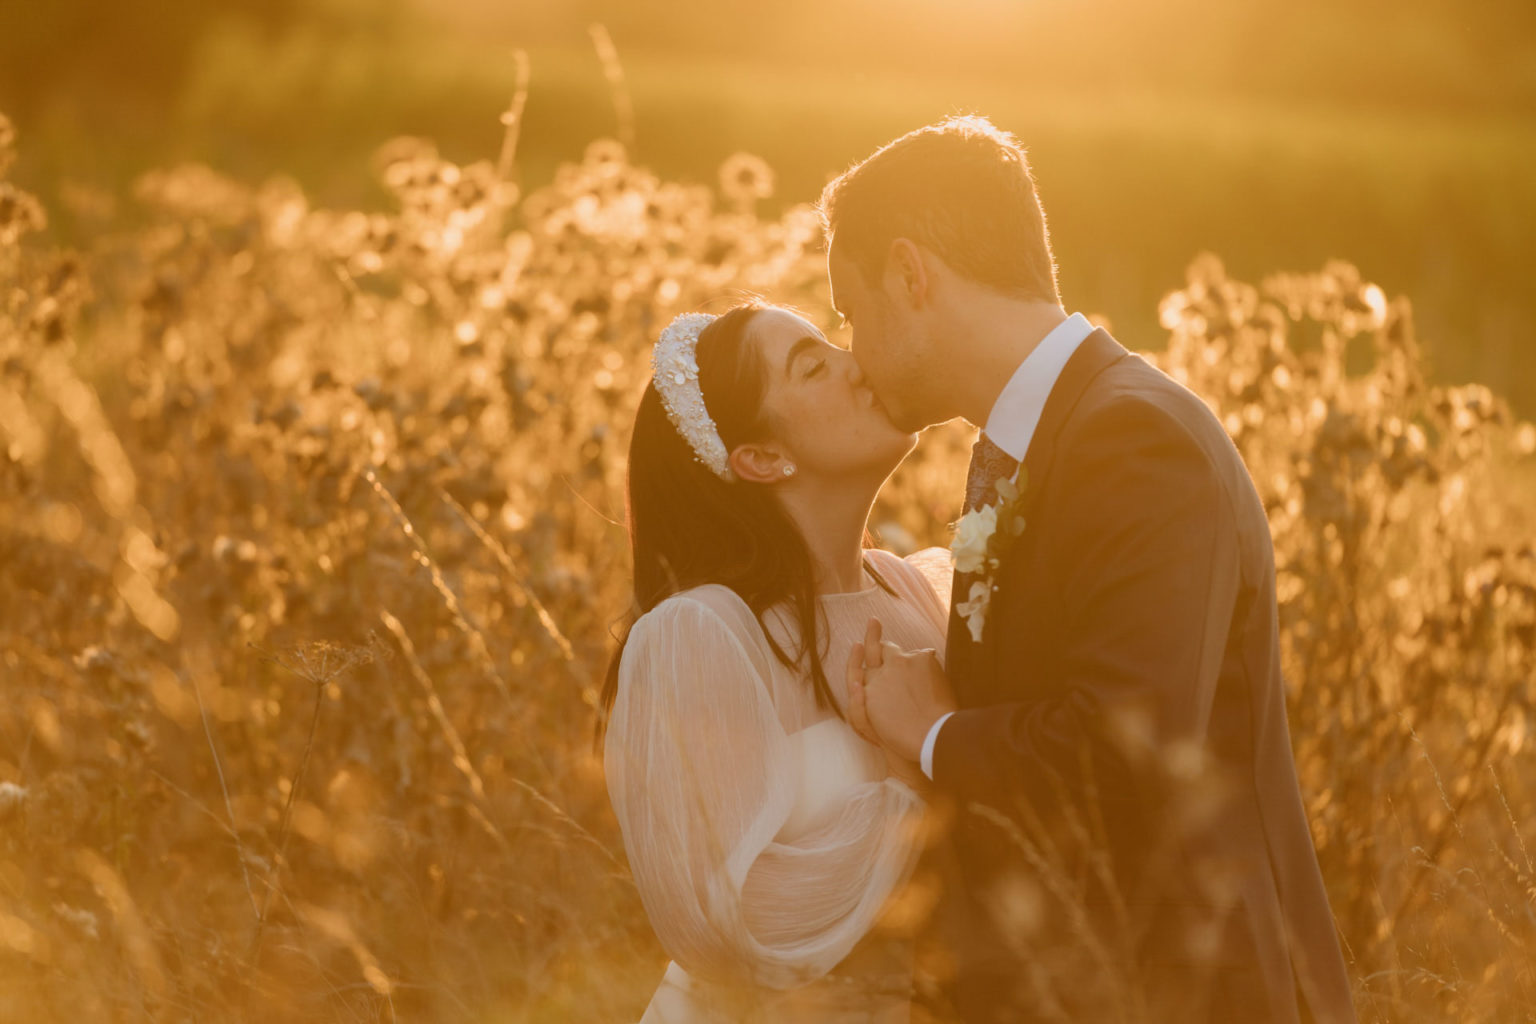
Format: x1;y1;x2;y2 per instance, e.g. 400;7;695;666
778;481;877;596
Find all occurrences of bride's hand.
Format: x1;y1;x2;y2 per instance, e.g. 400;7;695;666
856;617;958;765
846;633;930;790
845;640;883;747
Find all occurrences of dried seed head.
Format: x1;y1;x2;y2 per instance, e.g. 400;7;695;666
0;781;27;820
719;152;774;207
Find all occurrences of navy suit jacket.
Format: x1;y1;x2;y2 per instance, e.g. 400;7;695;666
928;329;1355;1024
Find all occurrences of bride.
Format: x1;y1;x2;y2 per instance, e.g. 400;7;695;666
599;301;954;1022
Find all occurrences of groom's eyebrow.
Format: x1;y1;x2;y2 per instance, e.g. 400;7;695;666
784;336;820;377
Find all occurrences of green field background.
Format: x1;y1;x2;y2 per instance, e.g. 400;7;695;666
4;0;1534;411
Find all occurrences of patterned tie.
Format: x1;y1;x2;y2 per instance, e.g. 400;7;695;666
962;433;1020;513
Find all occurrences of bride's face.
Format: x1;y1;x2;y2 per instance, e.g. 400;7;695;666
745;308;916;481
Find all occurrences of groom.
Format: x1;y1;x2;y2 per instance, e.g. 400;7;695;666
824;117;1355;1023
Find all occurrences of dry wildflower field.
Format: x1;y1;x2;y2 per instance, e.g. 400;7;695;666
1;101;1535;1023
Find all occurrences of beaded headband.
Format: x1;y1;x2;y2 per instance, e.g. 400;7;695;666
651;312;734;480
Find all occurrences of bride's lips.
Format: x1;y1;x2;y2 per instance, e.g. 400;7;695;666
859;385;891;418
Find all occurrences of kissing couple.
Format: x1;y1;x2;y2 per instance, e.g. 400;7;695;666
599;116;1356;1024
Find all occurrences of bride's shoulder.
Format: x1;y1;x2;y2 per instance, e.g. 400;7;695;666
624;586;777;681
632;584;762;641
862;547;904;580
867;546;952;607
866;545;947;582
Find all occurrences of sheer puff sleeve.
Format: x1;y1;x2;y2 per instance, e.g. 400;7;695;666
604;586;925;990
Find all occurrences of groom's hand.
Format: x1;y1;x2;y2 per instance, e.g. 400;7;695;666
857;617;957;764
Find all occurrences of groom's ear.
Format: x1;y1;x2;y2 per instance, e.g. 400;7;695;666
885;238;930;310
728;443;792;485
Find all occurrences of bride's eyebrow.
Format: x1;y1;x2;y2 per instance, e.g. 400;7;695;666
784;336;819;377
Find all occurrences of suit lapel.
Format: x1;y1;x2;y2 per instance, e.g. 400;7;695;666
945;328;1132;691
1015;328;1130;520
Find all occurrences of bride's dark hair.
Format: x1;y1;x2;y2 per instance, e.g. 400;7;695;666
597;301;886;740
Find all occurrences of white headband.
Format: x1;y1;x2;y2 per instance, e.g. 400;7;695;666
652;312;735;481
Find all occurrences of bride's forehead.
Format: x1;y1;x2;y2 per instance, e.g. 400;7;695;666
749;308;822;348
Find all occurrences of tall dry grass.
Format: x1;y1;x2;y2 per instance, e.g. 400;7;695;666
0;102;1533;1022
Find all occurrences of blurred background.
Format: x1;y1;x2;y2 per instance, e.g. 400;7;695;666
4;4;1536;1021
3;0;1534;410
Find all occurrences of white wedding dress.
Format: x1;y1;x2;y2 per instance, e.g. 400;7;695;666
605;548;952;1023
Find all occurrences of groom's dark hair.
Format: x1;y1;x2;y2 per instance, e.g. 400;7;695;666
819;114;1060;303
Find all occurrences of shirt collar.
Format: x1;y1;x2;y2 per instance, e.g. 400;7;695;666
983;312;1096;462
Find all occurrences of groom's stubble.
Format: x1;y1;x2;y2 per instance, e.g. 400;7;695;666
831;238;1071;435
828;242;958;435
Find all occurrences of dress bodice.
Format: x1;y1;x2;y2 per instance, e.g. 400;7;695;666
779;718;888;842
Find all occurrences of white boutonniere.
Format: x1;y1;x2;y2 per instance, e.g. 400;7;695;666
950;468;1028;643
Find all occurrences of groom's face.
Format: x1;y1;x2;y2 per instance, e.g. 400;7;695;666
828;240;933;434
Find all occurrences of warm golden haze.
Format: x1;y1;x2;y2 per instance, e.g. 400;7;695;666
2;0;1533;412
1;100;1533;1018
1;0;1534;1016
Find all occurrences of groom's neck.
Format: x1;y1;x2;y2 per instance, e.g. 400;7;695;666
947;297;1068;428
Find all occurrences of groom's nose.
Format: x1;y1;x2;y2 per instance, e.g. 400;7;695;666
850;345;879;383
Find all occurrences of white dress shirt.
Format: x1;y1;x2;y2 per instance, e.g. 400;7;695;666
919;312;1097;780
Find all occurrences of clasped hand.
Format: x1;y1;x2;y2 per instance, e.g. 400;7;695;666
845;617;957;782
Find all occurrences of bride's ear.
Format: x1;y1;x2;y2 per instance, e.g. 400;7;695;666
729;443;794;485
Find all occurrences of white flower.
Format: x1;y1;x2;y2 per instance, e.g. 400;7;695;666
956;581;992;644
951;504;999;575
949;465;1028;643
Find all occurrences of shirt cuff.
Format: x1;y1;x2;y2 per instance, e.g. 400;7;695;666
919;711;955;781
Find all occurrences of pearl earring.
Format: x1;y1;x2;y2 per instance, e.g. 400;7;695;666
782;464;797;478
